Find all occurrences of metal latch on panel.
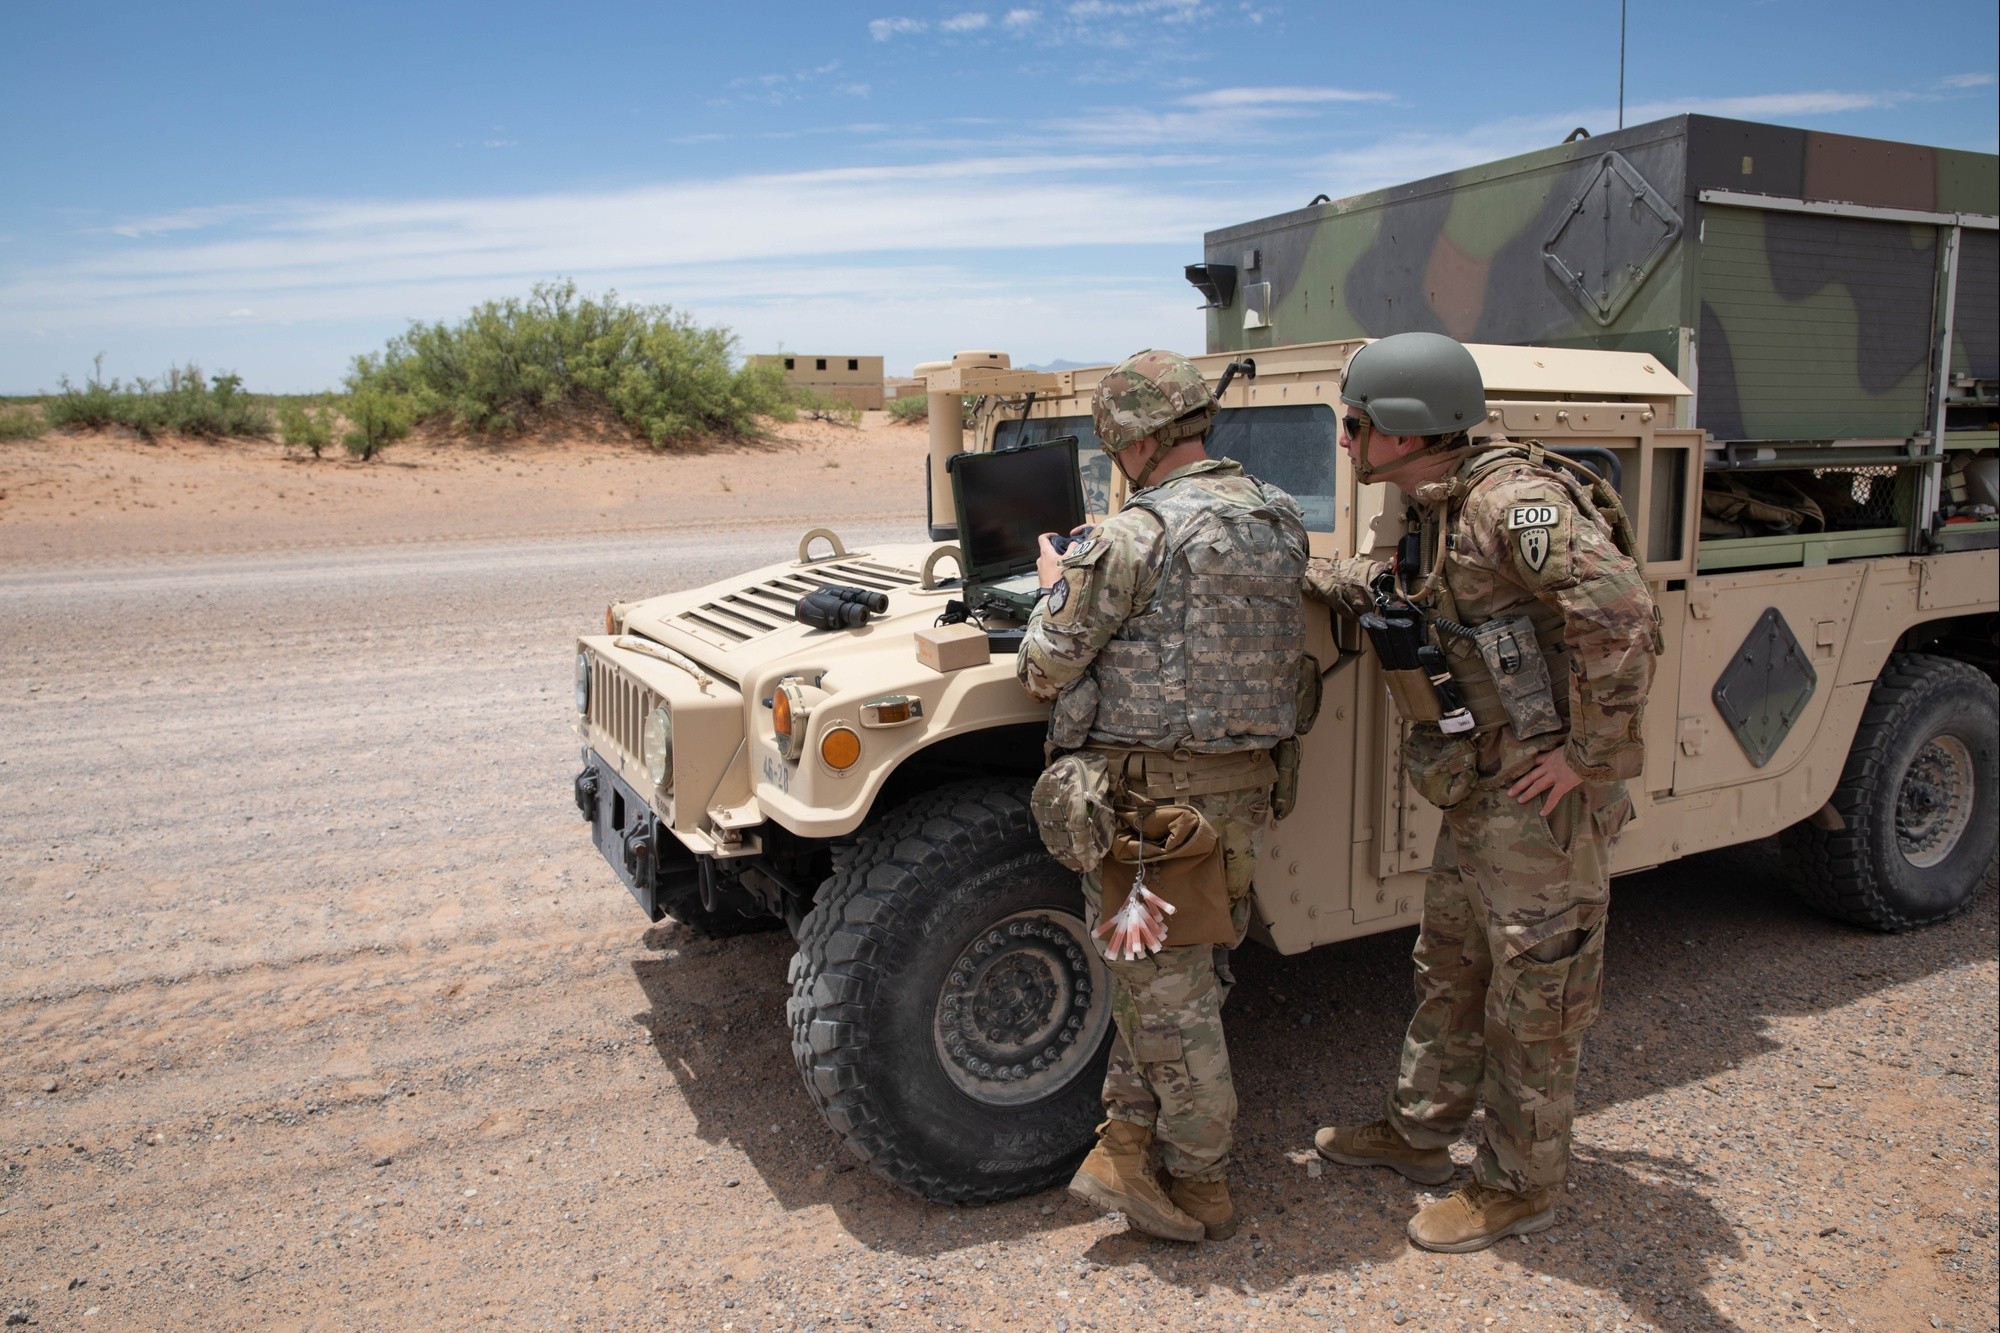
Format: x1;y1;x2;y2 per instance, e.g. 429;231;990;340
1543;152;1683;325
1711;607;1818;768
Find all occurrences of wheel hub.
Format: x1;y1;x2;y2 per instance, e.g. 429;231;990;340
1896;734;1974;869
933;910;1111;1107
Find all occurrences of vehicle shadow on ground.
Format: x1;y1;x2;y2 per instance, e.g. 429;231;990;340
627;833;1996;1319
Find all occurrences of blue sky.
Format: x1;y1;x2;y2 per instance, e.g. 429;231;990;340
2;0;1994;393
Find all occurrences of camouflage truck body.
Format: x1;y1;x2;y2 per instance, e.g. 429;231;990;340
1198;114;1997;449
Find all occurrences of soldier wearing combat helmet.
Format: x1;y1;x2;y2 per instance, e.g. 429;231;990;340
1305;332;1659;1252
1017;349;1308;1243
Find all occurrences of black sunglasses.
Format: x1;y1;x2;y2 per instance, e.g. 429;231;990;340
1342;413;1370;438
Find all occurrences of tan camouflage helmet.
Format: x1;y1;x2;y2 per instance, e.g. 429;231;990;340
1090;349;1217;453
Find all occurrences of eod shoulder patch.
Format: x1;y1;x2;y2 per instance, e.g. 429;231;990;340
1502;497;1566;579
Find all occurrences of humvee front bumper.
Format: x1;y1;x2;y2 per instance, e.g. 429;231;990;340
574;748;700;922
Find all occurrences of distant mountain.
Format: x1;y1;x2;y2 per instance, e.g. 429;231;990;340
1020;359;1096;373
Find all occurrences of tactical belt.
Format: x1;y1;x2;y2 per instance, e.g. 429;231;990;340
1084;743;1279;801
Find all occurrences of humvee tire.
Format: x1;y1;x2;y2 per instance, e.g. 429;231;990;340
786;780;1114;1203
1782;653;1998;931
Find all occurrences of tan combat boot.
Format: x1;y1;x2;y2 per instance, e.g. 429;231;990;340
1168;1176;1237;1241
1068;1119;1204;1242
1406;1180;1554;1253
1314;1119;1454;1186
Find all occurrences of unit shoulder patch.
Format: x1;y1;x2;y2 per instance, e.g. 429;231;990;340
1517;526;1553;572
1045;575;1070;615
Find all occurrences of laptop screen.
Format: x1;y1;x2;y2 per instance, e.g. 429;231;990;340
948;436;1087;582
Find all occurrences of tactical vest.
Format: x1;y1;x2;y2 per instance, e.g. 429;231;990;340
1412;443;1634;738
1086;472;1309;754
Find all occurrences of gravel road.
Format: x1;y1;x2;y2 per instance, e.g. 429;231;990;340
2;527;1994;1332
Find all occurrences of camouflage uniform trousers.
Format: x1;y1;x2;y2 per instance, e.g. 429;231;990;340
1078;784;1269;1183
1384;778;1627;1195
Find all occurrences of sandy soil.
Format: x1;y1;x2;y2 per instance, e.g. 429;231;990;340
0;413;932;564
1;422;1995;1332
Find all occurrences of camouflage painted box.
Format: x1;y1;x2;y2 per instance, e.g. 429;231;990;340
1200;115;1998;445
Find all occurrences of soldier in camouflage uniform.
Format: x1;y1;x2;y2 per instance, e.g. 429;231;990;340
1304;333;1658;1253
1018;349;1308;1243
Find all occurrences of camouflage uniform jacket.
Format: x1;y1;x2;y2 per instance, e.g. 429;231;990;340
1019;457;1308;754
1307;441;1656;785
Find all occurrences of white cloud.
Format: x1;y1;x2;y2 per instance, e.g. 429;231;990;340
1065;0;1204;21
1178;86;1392;109
483;139;518;149
1623;89;1910;120
869;16;925;40
941;11;991;32
1941;72;1996;90
1003;7;1039;27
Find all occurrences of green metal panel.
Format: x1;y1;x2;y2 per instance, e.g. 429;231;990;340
1952;228;1997;380
1696;207;1938;441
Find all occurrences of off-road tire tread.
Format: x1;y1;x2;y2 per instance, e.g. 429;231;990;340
787;778;1077;1205
1781;652;1998;932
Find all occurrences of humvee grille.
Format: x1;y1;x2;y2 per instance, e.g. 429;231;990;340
588;655;659;780
673;560;921;645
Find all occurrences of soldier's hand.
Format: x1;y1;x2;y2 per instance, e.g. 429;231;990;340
1508;746;1585;815
1036;533;1064;590
1303;556;1385;617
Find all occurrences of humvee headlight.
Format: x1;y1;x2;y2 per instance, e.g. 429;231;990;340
643;705;673;788
574;652;591;714
819;725;862;772
772;676;827;762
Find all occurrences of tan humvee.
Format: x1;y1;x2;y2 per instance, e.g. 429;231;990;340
572;340;1997;1206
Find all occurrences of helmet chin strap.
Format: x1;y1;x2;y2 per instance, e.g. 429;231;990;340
1353;430;1458;486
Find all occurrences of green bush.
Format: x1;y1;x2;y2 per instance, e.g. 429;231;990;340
885;392;974;428
346;280;794;448
277;399;339;458
341;386;414;460
793;386;861;426
0;405;48;441
44;357;272;439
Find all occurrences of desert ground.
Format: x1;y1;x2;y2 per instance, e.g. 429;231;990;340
2;416;1995;1331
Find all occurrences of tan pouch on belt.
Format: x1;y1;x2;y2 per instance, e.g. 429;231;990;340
1098;804;1234;947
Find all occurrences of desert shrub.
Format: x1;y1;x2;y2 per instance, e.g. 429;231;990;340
44;357;271;439
347;280;793;448
0;405;48;441
793;386;861;425
341;386;414;460
277;400;339;459
886;392;975;428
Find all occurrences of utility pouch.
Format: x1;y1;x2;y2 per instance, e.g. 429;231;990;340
1470;614;1562;741
1030;748;1115;872
1383;668;1444;723
1047;676;1100;753
1293;653;1325;735
1400;726;1479;810
1272;735;1302;821
1100;803;1234;946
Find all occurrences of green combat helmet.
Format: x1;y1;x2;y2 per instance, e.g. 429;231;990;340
1091;349;1217;489
1341;332;1487;484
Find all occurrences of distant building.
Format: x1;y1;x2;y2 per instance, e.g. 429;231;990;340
750;354;885;410
884;376;924;401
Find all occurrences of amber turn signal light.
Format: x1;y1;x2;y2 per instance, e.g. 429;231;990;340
819;725;862;771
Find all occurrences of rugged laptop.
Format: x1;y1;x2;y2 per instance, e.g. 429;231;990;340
945;435;1087;621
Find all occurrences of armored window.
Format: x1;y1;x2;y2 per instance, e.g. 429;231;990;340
816;358;828;371
1206;404;1340;533
847;359;859;371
